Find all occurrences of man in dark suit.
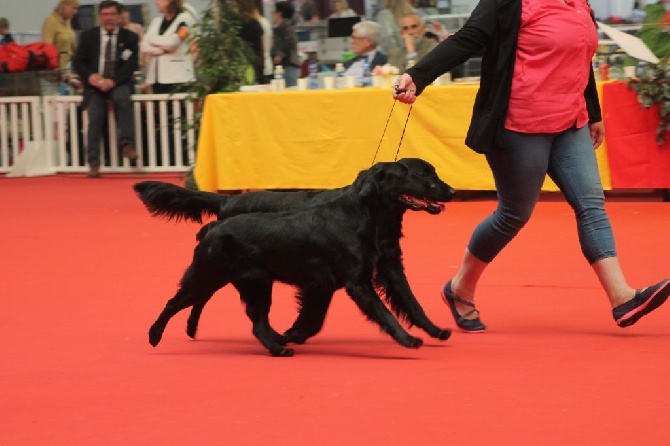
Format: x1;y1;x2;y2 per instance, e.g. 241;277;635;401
343;20;388;86
73;0;139;178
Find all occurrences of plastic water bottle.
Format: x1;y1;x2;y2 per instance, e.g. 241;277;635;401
273;65;285;91
308;60;319;90
636;60;647;78
361;59;372;87
133;70;143;95
335;62;344;89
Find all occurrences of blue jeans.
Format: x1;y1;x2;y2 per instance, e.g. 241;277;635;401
468;125;616;264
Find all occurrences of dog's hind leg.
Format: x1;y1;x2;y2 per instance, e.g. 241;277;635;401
283;288;335;344
345;282;423;349
149;288;203;347
185;297;211;339
234;278;294;357
376;260;451;341
149;265;227;347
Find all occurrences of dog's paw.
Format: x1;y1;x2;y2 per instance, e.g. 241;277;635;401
406;336;423;349
148;326;163;347
271;347;295;357
282;329;309;345
436;329;451;341
186;325;197;339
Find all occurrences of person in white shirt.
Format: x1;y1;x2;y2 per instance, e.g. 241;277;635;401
253;1;273;83
141;0;196;94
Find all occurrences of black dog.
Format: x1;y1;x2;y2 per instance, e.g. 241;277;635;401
145;160;455;356
135;158;454;343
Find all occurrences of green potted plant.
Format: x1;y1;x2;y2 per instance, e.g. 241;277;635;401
183;0;257;189
627;59;670;145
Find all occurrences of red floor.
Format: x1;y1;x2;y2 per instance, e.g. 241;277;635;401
2;174;669;445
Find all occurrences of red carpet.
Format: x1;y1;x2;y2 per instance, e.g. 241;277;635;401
2;174;670;445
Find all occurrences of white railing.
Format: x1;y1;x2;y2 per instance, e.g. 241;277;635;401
0;93;196;175
0;96;43;173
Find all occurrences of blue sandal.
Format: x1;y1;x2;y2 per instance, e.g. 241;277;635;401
441;280;486;333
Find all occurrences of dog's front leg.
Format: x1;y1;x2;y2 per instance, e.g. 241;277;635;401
345;282;423;349
235;280;294;357
376;255;451;341
283;289;335;344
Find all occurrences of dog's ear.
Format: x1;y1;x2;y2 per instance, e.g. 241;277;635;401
356;162;387;201
358;162;410;202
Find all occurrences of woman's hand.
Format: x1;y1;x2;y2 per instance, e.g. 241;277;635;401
589;121;605;149
392;73;417;104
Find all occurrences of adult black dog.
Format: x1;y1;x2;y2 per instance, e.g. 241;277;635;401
145;160;456;356
135;158;454;344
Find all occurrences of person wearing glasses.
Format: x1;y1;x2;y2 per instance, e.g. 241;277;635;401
374;0;414;54
388;13;437;71
343;20;388;84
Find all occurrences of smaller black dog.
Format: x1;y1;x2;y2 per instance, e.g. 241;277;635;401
147;161;455;356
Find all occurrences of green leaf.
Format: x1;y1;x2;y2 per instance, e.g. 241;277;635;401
628;56;670;145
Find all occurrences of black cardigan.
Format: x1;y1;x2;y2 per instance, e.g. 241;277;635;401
406;0;602;154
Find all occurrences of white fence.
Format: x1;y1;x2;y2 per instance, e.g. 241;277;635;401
0;93;196;176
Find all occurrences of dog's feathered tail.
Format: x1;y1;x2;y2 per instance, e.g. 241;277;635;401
133;181;226;223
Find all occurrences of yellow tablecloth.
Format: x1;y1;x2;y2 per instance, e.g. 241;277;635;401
194;84;611;192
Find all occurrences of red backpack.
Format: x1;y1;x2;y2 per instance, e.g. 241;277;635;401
0;42;30;73
24;42;59;70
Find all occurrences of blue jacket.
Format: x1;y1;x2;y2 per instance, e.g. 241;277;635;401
343;51;388;71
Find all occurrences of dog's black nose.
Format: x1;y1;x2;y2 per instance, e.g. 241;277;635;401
445;187;456;201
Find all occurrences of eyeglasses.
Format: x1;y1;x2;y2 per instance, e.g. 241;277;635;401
401;23;420;31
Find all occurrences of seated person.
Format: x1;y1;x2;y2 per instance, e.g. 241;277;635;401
343;20;388;85
388;13;437;71
0;18;14;45
72;0;139;178
329;0;357;18
295;0;320;22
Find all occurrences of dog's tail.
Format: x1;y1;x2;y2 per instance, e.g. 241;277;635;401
133;181;226;223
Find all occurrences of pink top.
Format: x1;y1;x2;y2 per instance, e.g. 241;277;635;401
505;0;598;133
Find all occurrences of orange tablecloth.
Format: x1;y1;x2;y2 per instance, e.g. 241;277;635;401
194;84;612;192
602;81;670;188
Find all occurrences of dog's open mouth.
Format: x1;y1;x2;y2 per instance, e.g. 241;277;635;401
400;195;445;214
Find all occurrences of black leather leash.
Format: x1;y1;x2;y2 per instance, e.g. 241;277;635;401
371;100;413;165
